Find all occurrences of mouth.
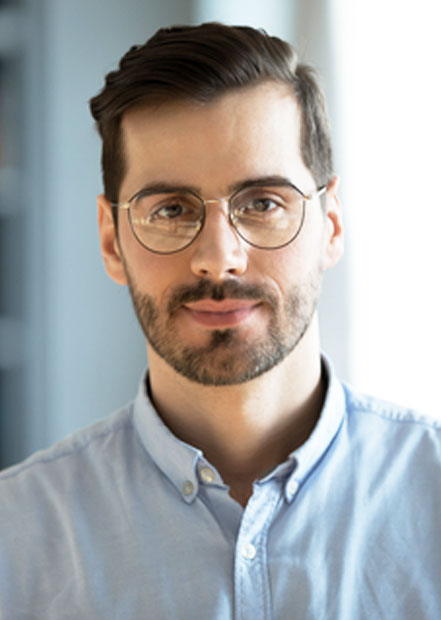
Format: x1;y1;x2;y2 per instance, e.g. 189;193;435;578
182;299;262;328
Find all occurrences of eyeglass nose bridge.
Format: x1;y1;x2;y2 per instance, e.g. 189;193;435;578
202;197;230;208
198;196;240;238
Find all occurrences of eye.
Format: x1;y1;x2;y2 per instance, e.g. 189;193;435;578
133;192;201;223
248;197;279;213
153;202;188;219
234;189;285;218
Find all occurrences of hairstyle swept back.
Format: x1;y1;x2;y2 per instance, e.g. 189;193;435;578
89;22;334;213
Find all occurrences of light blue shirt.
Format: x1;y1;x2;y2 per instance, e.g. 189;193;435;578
1;357;441;619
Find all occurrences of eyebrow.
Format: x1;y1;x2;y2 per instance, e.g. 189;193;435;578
130;175;296;201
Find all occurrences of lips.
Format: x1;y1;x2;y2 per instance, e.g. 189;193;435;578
184;299;259;312
182;299;261;328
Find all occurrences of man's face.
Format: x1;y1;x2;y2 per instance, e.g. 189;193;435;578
98;82;343;385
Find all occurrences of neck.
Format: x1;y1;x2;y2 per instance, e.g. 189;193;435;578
147;317;325;506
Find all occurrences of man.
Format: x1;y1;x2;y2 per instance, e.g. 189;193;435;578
1;23;440;619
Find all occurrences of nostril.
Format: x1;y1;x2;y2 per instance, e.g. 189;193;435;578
190;243;247;280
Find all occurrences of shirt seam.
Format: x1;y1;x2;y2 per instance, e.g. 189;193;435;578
346;394;441;430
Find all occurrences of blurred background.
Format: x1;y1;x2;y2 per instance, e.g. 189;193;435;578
1;0;440;468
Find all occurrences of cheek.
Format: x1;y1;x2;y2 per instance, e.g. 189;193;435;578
119;215;188;301
256;233;324;298
270;240;318;277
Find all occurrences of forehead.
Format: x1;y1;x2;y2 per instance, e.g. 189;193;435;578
119;82;310;196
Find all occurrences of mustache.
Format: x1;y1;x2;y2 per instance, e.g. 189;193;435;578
167;280;278;314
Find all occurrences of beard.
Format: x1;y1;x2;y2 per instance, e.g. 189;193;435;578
124;269;323;387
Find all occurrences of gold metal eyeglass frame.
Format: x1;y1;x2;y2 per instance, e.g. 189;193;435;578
111;181;327;254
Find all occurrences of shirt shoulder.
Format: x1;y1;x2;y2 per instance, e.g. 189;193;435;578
342;382;441;430
339;382;441;472
0;402;135;484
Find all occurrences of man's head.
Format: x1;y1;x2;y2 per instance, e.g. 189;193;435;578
90;22;334;213
92;24;343;386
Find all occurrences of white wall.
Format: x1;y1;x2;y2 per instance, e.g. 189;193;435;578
334;0;441;415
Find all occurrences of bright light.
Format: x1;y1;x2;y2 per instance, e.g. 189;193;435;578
335;0;441;416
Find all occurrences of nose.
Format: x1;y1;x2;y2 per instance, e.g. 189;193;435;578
189;202;248;280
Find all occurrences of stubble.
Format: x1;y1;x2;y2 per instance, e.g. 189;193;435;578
125;272;322;386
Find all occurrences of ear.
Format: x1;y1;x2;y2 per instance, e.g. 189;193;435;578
322;175;344;270
97;194;128;285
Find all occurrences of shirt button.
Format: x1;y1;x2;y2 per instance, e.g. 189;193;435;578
287;478;299;496
182;481;195;496
242;543;257;560
200;467;215;483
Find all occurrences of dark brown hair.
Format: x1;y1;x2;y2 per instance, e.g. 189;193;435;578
90;22;333;214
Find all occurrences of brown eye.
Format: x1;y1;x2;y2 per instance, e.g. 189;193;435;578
248;198;279;213
153;203;188;219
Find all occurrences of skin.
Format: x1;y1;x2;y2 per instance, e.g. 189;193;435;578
98;81;343;506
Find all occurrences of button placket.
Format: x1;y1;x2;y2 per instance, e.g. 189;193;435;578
234;481;281;619
241;542;257;560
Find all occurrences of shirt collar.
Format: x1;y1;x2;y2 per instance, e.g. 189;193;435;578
133;354;346;504
133;378;227;503
282;354;346;502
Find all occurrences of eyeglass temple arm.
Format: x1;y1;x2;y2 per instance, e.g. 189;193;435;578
111;201;131;210
115;199;218;212
304;185;327;202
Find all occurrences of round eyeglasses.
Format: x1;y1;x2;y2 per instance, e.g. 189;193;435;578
112;181;327;254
